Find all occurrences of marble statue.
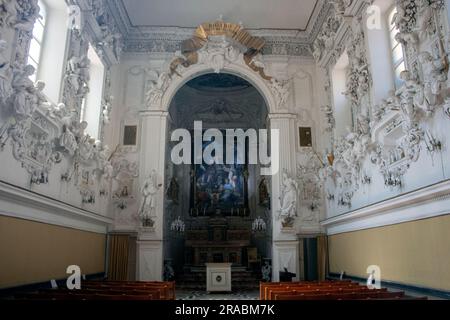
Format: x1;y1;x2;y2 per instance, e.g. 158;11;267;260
163;260;175;281
0;0;18;28
396;70;424;121
101;96;113;125
146;72;170;107
59;108;83;155
60;123;78;156
66;54;90;96
356;114;370;136
138;170;162;226
386;89;401;111
11;64;36;117
270;79;290;109
321;104;335;132
258;177;270;207
166;176;179;204
198;36;240;73
78;134;96;162
419;50;448;107
261;260;272;282
72;121;88;141
277;170;298;227
99;161;113;197
32;80;50;109
15;0;40;32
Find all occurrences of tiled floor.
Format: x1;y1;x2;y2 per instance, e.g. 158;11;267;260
176;290;259;300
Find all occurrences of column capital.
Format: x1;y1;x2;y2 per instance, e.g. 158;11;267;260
139;109;170;119
268;113;298;120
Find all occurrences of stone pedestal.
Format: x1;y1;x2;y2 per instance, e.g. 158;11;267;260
136;238;163;281
138;110;170;240
135;110;169;280
206;263;232;292
268;113;300;282
272;240;300;282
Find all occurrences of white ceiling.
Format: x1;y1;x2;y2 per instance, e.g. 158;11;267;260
121;0;318;30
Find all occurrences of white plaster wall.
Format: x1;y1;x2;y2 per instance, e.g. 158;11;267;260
0;140;111;217
321;4;450;221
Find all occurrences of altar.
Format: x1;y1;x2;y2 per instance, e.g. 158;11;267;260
206;263;232;292
184;216;251;266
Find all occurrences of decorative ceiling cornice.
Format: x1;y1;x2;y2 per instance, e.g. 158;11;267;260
106;0;332;57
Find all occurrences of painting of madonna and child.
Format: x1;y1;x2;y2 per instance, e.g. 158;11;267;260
190;137;250;217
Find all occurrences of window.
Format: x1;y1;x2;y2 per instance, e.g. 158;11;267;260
123;126;138;146
80;44;105;140
388;7;406;89
331;51;353;137
298;127;312;148
28;0;47;82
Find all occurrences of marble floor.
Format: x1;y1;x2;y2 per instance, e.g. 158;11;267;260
176;290;259;300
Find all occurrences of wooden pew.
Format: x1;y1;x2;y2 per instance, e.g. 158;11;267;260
15;280;175;301
262;280;418;301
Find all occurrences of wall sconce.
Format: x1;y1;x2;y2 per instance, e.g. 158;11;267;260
338;197;350;208
444;99;450;119
170;216;186;233
306;147;334;170
252;216;267;233
424;130;442;153
327;152;335;166
384;172;402;188
361;174;372;185
116;200;127;210
309;202;319;211
338;193;352;208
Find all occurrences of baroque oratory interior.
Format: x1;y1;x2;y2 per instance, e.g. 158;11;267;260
1;0;450;301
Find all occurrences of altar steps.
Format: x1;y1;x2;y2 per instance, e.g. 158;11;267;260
176;267;261;291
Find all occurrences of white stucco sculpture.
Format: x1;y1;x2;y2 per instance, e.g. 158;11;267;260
138;170;162;227
277;170;298;228
11;64;36;117
0;39;12;101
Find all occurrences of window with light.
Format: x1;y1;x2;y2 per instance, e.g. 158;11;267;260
388;7;406;89
28;0;47;82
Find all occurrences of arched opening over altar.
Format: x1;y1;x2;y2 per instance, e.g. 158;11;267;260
163;73;272;288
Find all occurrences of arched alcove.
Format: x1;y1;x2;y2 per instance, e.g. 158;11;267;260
158;63;279;115
163;73;272;288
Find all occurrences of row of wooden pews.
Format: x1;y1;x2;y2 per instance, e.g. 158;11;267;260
260;280;427;300
15;280;176;301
